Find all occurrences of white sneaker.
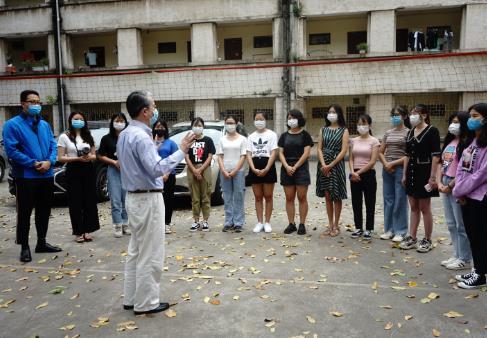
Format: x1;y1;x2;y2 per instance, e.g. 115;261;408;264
441;257;457;267
114;224;123;238
380;231;394;240
165;224;172;234
446;259;469;270
264;223;272;233
253;223;264;233
392;234;405;243
122;224;131;235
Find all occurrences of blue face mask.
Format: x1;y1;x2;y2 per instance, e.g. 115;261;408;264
467;117;484;131
391;116;403;127
27;104;42;116
150;109;159;126
72;119;85;129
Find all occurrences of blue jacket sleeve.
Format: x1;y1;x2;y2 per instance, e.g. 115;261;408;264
47;127;58;165
2;122;36;168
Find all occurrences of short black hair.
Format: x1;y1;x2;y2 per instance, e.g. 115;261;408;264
191;117;205;127
153;119;169;139
224;115;237;123
469;103;487;148
253;110;268;120
287;109;306;128
109;112;128;137
358;113;373;135
20;90;40;102
126;90;152;119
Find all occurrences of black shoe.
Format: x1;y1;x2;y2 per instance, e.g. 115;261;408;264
222;225;231;232
297;223;306;235
134;302;170;315
363;230;372;240
20;246;32;263
234;226;242;233
457;273;487;289
35;242;62;253
123;304;134;310
351;229;363;238
284;223;297;234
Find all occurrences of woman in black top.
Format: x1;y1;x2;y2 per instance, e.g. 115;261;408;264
98;113;129;238
400;104;441;253
278;109;314;235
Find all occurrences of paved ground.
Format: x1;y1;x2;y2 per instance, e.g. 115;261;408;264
0;161;485;338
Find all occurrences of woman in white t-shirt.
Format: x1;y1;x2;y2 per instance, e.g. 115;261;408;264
217;116;247;232
57;112;100;243
246;111;278;233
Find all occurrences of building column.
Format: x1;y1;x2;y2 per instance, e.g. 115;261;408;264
191;23;217;65
60;34;74;69
0;38;7;71
368;10;395;54
0;107;6;135
290;16;306;60
367;94;394;138
51;104;60;135
274;97;285;136
47;34;57;70
194;99;218;121
273;17;284;61
117;28;143;68
461;4;487;49
459;92;487;110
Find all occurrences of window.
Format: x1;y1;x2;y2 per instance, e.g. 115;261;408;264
220;109;244;124
254;36;273;48
158;42;177;54
253;108;274;120
160;111;178;122
311;107;327;119
309;33;331;45
346;105;366;134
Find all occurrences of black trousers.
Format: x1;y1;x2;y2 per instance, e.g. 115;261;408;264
15;177;54;246
66;162;100;236
350;169;377;230
462;196;487;274
163;174;176;225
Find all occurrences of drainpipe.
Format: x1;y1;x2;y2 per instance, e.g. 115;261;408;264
52;0;66;131
282;0;291;115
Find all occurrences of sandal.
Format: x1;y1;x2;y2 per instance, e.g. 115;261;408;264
75;236;85;243
330;227;341;237
83;233;93;242
321;226;333;237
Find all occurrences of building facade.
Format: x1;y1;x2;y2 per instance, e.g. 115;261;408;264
1;0;487;139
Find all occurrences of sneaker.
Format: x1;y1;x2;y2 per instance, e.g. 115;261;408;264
392;234;405;243
222;225;232;232
457;273;487;289
297;224;306;235
165;224;172;234
190;222;200;232
284;223;297;234
122;224;131;235
455;268;476;282
351;229;364;238
380;231;393;240
114;224;123;238
201;221;210;232
441;257;457;267
363;230;372;240
253;223;264;233
416;238;433;253
264;223;272;233
399;235;417;250
446;259;469;270
234;226;242;233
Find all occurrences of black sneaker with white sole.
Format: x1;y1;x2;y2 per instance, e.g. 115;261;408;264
363;230;372;240
351;229;363;238
284;223;297;234
190;222;200;232
399;235;417;250
455;269;476;282
457;273;486;289
416;238;433;253
201;221;210;232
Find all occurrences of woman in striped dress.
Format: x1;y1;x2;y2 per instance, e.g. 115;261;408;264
316;104;349;237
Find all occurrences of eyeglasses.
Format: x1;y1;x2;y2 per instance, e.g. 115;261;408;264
25;100;42;105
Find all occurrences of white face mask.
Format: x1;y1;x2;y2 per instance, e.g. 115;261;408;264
327;113;338;123
448;123;461;136
287;119;299;128
113;122;125;131
409;114;421;126
192;126;203;135
357;125;369;135
225;124;236;133
254;120;266;130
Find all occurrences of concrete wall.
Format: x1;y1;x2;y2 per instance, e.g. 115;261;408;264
142;28;191;65
217;23;273;62
71;32;117;68
0;7;51;37
461;3;487;49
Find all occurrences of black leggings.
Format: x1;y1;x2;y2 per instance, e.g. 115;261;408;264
350;169;377;230
163;174;176;225
462;196;487;274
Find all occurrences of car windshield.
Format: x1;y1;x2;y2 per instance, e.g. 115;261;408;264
89;128;110;149
170;127;222;147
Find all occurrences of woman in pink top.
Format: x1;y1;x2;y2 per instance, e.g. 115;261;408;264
453;103;487;289
348;114;380;240
437;112;474;270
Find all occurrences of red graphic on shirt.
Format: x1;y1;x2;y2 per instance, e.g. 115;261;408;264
192;142;206;163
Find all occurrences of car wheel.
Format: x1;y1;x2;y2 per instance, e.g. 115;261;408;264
0;161;5;182
96;166;109;202
211;174;224;206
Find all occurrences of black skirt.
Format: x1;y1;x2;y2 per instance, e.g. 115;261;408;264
248;157;277;184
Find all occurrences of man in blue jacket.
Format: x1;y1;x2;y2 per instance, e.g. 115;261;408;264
2;90;62;262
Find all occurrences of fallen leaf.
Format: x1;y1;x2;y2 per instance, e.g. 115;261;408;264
233;296;240;300
164;309;177;318
379;305;392;309
209;299;220;305
35;302;48;310
428;292;439;300
465;293;478;299
384;322;393;330
443;311;463;318
329;311;343;317
70;293;79;300
405;315;413;320
407;281;417;287
59;324;75;331
432;328;441;337
306;315;316;324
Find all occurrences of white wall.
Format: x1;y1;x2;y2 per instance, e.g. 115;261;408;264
142;28;191;65
71;32;117;68
217;23;273;62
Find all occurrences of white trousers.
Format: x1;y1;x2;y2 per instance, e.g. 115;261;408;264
123;192;165;312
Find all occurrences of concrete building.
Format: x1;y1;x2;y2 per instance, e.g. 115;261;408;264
1;0;487;139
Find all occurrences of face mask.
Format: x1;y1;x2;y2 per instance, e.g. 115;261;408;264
327;113;338;123
409;114;421;126
225;124;236;133
27;104;42;116
391;116;403;127
467;117;484;131
150;109;159;126
192;126;203;135
153;129;165;138
72;119;85;129
113;122;125;131
287;119;299;128
357;125;369;135
448;123;461;136
254;120;266;130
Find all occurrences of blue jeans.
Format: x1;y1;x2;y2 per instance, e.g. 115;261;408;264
221;170;245;227
107;166;128;225
441;176;471;262
382;167;408;236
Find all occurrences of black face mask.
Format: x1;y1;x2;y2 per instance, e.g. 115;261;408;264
153;129;166;138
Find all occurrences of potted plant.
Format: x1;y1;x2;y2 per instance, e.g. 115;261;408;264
356;42;368;55
20;52;35;71
32;57;49;72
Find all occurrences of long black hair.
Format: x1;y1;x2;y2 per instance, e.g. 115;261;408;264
442;111;474;160
67;111;94;147
326;104;346;127
468;103;487;148
109;112;128;137
390;105;411;129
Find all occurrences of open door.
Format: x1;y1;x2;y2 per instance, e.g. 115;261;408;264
347;31;367;54
224;38;242;60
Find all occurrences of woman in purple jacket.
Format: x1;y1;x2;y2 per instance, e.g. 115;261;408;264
453;103;487;289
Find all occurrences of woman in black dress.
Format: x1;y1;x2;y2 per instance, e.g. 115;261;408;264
400;104;441;253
